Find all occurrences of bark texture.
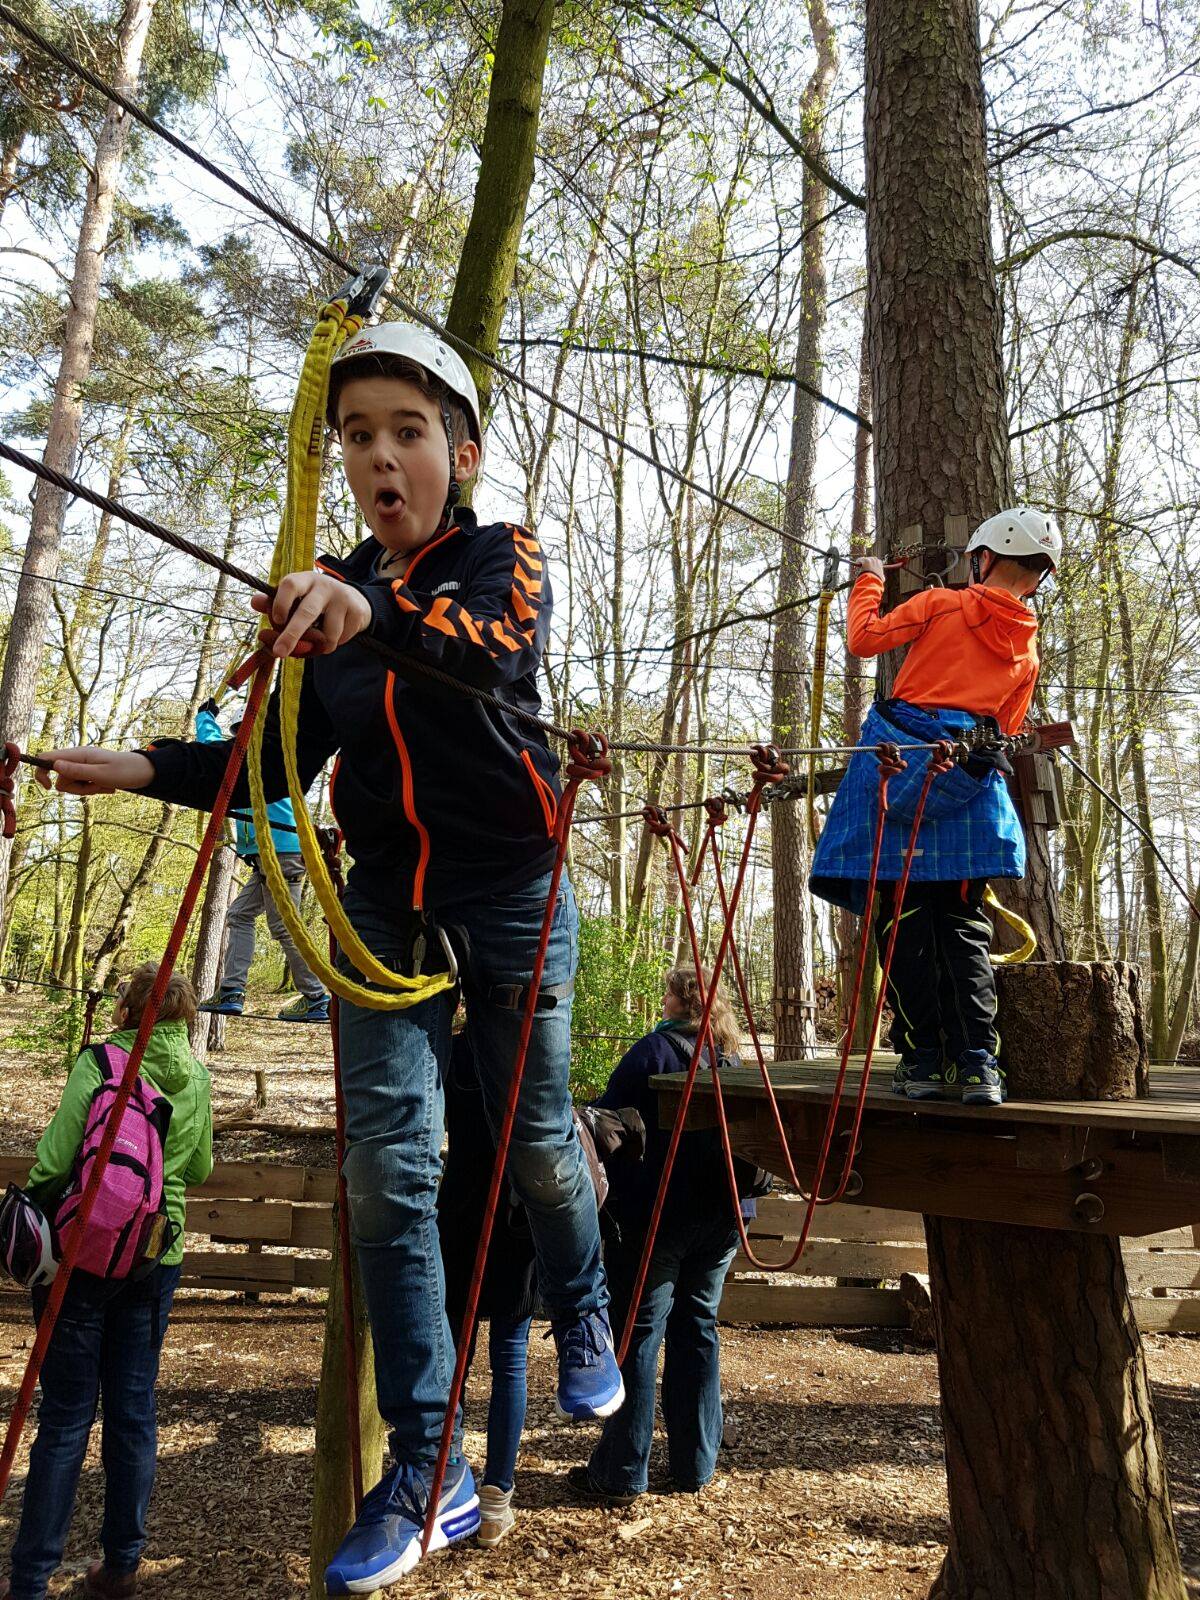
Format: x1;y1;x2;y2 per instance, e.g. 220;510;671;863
0;0;157;926
770;0;837;1059
310;1217;385;1599
863;0;1062;957
995;960;1149;1101
444;0;556;423
927;1219;1185;1600
864;3;1183;1591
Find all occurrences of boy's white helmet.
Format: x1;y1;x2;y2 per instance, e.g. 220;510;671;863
966;507;1061;571
329;321;483;445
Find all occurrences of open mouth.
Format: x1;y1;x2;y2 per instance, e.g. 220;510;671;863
375;488;405;514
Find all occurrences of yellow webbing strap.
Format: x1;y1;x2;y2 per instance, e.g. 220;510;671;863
985;885;1038;965
244;287;454;1011
806;585;834;846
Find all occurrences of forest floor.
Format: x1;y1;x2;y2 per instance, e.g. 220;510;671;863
2;994;1200;1599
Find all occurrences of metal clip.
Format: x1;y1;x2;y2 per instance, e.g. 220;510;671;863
821;544;840;593
330;264;389;320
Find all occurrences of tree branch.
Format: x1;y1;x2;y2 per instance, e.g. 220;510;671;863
996;229;1200;284
625;0;865;210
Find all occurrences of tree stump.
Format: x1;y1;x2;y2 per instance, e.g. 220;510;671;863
310;1214;386;1599
925;961;1185;1599
995;960;1149;1100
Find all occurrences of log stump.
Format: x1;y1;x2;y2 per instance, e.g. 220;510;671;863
309;1214;386;1599
925;960;1186;1600
995;960;1149;1100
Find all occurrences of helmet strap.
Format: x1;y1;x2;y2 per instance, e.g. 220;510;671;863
435;395;460;537
970;550;984;585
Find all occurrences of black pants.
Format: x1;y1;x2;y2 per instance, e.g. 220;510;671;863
874;879;998;1061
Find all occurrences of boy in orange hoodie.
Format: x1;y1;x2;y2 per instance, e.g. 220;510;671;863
810;508;1060;1106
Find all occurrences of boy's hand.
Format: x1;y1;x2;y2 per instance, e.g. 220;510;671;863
854;556;886;580
252;573;372;658
36;748;155;796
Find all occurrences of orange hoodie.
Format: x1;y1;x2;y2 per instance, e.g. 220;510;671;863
847;573;1039;734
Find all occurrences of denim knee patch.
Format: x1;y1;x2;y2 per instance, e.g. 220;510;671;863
343;1141;435;1246
506;1138;587;1207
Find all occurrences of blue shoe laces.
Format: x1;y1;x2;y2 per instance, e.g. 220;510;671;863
355;1463;429;1530
552;1312;609;1370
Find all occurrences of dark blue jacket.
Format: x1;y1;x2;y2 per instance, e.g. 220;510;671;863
596;1028;754;1230
141;510;563;912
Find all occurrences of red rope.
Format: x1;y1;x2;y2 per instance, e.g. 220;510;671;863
0;743;18;839
317;829;364;1514
420;731;610;1556
0;654;275;1507
615;744;785;1367
707;743;954;1272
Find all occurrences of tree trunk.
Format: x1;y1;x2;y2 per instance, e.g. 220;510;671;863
444;0;557;425
770;0;836;1060
89;804;178;989
0;0;157;927
864;0;1061;959
865;3;1184;1592
838;321;877;1050
310;1213;386;1599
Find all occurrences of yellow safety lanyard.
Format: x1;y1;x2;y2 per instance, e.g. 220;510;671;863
243;270;455;1011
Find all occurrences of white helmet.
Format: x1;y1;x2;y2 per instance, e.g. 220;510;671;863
329;321;482;445
966;507;1061;571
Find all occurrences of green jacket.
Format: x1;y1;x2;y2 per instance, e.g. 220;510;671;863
27;1021;213;1267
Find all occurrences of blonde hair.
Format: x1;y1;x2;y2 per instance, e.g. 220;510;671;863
117;963;198;1029
665;966;740;1058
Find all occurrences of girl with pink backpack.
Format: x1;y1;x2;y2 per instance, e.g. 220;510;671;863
1;965;212;1600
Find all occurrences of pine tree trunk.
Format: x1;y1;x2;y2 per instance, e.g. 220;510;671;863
310;1213;386;1598
770;0;837;1060
444;0;557;424
864;4;1184;1592
188;841;237;1063
0;0;157;927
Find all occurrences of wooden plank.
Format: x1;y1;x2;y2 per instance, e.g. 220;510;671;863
735;1241;928;1279
718;1281;907;1327
289;1205;335;1250
0;1156;29;1186
752;1196;927;1242
1122;1253;1200;1291
178;1250;295;1286
1131;1298;1200;1334
194;1163;309;1201
302;1171;337;1204
656;1060;1200;1137
294;1256;333;1289
727;1114;1200;1236
184;1199;293;1243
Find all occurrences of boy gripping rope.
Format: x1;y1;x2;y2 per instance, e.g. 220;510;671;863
810;508;1061;1107
37;322;623;1592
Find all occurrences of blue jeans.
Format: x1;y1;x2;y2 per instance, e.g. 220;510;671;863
590;1211;738;1495
9;1264;181;1600
477;1316;531;1492
337;873;604;1470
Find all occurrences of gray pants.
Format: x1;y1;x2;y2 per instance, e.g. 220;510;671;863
221;854;325;999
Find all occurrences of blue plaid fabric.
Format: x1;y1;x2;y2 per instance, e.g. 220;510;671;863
810;701;1026;913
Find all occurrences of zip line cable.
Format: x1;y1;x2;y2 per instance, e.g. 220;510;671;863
0;439;949;763
1059;750;1200;923
0;0;856;572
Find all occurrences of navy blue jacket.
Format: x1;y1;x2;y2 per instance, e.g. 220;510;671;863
596;1028;754;1230
141;511;563;912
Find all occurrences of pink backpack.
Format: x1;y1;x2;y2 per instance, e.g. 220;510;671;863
54;1044;175;1280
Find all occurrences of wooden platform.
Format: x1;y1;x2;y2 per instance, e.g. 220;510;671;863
654;1059;1200;1237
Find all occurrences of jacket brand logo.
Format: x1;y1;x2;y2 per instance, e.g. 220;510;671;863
432;581;460;595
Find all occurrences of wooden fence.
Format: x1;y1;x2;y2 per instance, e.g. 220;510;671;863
2;1158;1197;1331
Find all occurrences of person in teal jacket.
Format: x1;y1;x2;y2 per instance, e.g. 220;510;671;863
2;964;213;1600
194;699;328;1022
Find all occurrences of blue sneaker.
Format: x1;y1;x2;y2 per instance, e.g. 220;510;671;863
324;1457;479;1594
896;1049;944;1101
957;1050;1007;1107
278;993;330;1023
198;989;243;1016
553;1310;625;1422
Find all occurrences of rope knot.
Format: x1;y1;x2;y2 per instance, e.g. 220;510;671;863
874;741;906;780
703;795;728;826
565;729;611;782
750;743;789;786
